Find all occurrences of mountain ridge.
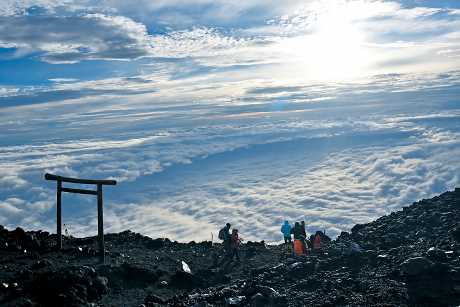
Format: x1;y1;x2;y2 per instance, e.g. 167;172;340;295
1;188;460;306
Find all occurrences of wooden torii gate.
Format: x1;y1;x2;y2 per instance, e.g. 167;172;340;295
45;173;117;262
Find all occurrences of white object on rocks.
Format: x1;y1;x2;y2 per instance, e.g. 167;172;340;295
289;262;302;269
182;260;191;274
226;296;245;305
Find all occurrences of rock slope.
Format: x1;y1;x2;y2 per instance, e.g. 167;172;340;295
1;188;460;306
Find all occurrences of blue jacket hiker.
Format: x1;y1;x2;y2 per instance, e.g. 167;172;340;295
281;221;292;243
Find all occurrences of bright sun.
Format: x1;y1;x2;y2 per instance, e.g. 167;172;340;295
280;4;372;82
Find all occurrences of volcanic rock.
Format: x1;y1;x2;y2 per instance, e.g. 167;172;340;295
1;188;460;306
401;257;433;276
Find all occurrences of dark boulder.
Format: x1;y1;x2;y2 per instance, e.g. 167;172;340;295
195;268;231;285
426;247;448;262
405;263;458;305
170;270;204;289
11;227;26;241
450;226;460;242
401;257;433;276
92;276;109;295
246;241;266;249
0;225;8;239
145;293;166;305
31;259;53;270
251;293;269;307
23;265;108;306
146;238;169;250
351;223;367;233
101;263;162;289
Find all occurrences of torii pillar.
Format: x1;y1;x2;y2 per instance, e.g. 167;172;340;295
45;173;117;263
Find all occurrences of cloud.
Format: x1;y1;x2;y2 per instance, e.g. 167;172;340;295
49;78;79;83
78;118;460;242
0;0;460;242
0;87;21;97
0;14;152;63
0;12;250;66
1;71;459;241
437;48;460;58
97;0;303;28
149;28;248;58
0;198;24;215
0;0;70;16
0;0;459;85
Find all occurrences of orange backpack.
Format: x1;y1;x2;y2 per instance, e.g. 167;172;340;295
294;239;303;256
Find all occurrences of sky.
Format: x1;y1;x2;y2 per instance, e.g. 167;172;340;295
0;0;459;242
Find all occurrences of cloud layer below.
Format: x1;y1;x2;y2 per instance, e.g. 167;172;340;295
1;70;459;242
1;0;460;242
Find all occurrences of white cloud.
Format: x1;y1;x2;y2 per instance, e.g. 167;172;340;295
149;27;248;58
1;72;459;241
1;0;460;242
49;78;79;83
0;0;459;83
0;198;24;215
0;0;68;16
0;87;21;97
83;122;460;242
438;48;460;58
0;13;250;65
0;13;153;63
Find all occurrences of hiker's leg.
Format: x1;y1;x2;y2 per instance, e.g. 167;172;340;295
302;240;307;254
224;240;231;257
230;247;236;259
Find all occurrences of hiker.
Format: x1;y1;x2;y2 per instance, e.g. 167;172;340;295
292;222;305;256
300;221;308;253
218;223;232;255
292;222;302;240
230;229;242;261
281;221;292;243
313;231;322;250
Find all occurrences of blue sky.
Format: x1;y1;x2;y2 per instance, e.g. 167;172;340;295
0;0;459;241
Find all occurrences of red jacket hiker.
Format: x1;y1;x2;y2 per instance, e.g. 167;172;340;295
231;229;241;248
313;233;321;249
230;229;242;260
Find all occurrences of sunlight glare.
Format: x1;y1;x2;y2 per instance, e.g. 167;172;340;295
281;2;372;81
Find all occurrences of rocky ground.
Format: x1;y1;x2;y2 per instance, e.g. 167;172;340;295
1;188;460;306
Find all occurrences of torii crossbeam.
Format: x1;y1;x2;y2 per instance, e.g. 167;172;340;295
45;173;117;263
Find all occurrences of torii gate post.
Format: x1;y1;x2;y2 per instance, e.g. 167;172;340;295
45;173;117;263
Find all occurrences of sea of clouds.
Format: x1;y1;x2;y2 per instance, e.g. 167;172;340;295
1;71;459;242
1;0;460;242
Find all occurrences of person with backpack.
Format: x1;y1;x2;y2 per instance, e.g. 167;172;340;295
218;223;232;255
292;222;305;256
280;221;292;244
230;229;242;261
291;222;302;240
300;221;308;254
313;231;322;250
